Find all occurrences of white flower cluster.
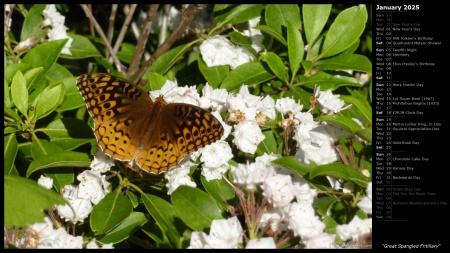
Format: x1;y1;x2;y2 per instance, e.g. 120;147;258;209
42;4;73;55
23;217;113;248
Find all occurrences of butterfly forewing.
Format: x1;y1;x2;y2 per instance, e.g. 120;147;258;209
76;73;225;174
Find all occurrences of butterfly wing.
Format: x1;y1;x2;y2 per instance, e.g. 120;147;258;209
76;73;154;162
135;99;224;174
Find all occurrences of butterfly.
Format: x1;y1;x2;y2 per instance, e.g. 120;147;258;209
76;73;224;174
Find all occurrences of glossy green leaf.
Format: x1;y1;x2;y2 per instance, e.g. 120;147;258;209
300;71;361;90
151;43;192;76
172;185;224;231
321;5;368;58
220;61;275;92
30;138;63;159
309;163;369;188
341;92;372;125
255;25;287;46
99;212;148;244
201;177;236;212
265;5;301;39
198;56;229;88
216;4;265;27
287;23;304;77
316;53;372;74
263;52;287;83
34;83;64;120
11;71;28;117
91;190;133;235
42;118;94;138
26;151;92;177
4;134;18;175
355;128;372;143
20;4;46;41
256;129;278;156
4;175;67;227
316;115;363;134
142;193;182;248
302;4;331;45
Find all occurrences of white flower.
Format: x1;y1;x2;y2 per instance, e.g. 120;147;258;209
261;174;295;208
164;160;197;195
77;170;110;205
245;237;277;248
208;216;243;248
201;83;229;112
90;148;115;173
56;185;93;224
295;141;338;165
317;89;345;114
357;182;372;215
188;216;243;249
200;141;233;181
275;97;300;116
200;35;252;69
288;202;325;239
232;120;265;154
303;232;336;249
188;231;211;249
336;216;372;242
30;217;83;248
291;181;317;204
42;4;72;55
38;175;53;189
243;17;264;52
231;161;276;191
149;79;178;101
260;206;288;232
257;95;276;120
86;239;114;249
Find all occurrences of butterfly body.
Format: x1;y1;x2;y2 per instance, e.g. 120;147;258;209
77;73;224;174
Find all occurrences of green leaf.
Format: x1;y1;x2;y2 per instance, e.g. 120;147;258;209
23;67;44;90
56;76;86;112
141;218;171;248
321;5;368;58
198;56;229;88
341;91;372;125
11;71;28;117
22;39;69;85
172;185;224;231
265;5;301;39
42;118;94;138
26;151;92;177
4;134;18;175
300;71;361;90
216;4;265;27
255;25;287;46
91;190;133;235
287;23;304;77
65;33;102;59
30;138;63;159
271;156;312;177
201;177;236;212
316;54;372;74
44;167;74;192
256;130;278;156
316;115;363;134
141;193;182;248
34;83;65;120
355;127;372;143
151;44;192;76
220;61;275;92
262;52;287;83
20;4;46;41
4;175;67;227
302;4;331;45
99;212;148;244
309;163;369;188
